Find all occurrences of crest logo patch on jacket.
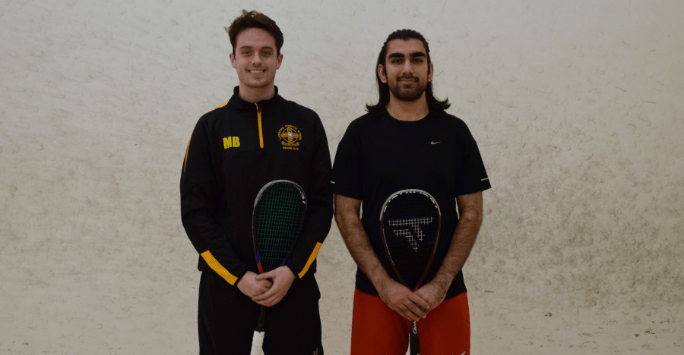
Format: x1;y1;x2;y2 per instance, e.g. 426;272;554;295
278;125;301;150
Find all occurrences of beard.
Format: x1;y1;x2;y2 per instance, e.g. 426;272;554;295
389;77;427;102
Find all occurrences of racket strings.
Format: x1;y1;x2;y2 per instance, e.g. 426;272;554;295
255;184;305;272
387;217;434;252
381;192;440;290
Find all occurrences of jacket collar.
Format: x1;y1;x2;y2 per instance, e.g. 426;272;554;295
229;86;283;114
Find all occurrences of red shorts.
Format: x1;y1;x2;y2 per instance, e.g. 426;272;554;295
351;288;470;355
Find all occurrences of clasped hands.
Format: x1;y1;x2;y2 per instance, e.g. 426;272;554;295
237;266;295;307
377;279;447;322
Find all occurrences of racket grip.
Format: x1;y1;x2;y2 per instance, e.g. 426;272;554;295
409;320;420;355
250;306;266;355
250;330;264;355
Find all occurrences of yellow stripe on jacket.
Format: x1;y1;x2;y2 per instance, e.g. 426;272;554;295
298;242;323;278
201;250;238;285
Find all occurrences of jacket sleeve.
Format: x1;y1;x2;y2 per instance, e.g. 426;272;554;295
285;114;334;278
180;117;249;285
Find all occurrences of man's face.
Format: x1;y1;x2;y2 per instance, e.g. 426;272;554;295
378;38;433;102
230;28;283;90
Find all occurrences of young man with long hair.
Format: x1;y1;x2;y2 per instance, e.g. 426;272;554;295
332;29;491;354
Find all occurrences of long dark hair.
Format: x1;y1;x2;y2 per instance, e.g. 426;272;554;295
366;29;450;117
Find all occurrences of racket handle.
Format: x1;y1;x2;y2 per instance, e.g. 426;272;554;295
409;320;420;355
250;306;266;355
250;330;264;355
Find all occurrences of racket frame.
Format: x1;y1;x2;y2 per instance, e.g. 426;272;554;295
249;179;307;355
379;189;442;355
379;189;442;291
252;179;307;274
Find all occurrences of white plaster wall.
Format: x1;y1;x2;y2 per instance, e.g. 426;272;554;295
0;0;682;354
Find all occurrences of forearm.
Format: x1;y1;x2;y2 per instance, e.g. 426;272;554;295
286;166;333;278
430;193;484;292
334;195;393;290
182;208;249;284
430;214;481;290
181;182;249;285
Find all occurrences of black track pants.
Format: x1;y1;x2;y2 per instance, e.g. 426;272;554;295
198;270;324;355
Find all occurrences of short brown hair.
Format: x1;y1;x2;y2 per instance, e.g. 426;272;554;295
225;10;284;55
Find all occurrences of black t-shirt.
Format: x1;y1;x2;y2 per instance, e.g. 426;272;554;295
331;108;491;300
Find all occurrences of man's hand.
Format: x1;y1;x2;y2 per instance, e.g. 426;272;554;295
415;281;448;313
237;271;273;298
252;266;296;307
377;279;430;322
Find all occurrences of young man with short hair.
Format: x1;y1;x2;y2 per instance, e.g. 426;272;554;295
181;10;332;354
332;29;491;355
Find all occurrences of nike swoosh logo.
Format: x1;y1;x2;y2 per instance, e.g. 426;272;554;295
431;141;441;145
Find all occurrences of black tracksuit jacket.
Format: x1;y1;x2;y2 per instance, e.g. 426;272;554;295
180;87;333;285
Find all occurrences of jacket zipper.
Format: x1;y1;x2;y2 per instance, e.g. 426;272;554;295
255;103;264;149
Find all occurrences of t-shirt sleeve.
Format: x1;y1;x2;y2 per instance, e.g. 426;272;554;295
331;119;364;200
455;123;492;196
